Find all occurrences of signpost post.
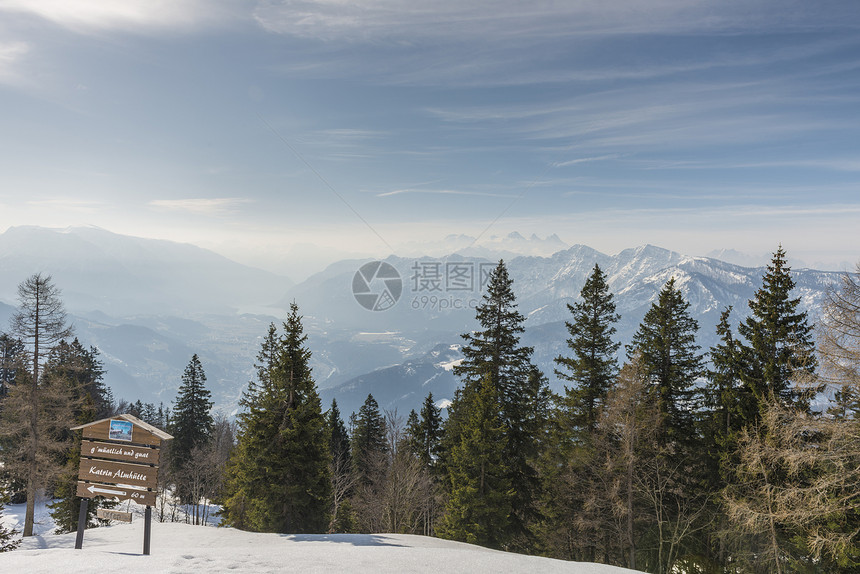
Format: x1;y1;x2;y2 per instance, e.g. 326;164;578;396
71;414;172;554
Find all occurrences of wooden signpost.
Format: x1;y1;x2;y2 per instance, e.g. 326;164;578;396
71;414;172;555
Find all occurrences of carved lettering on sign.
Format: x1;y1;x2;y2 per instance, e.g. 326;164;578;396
77;459;158;490
81;441;160;465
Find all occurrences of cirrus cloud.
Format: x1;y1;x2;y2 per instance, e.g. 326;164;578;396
0;0;244;32
149;198;253;215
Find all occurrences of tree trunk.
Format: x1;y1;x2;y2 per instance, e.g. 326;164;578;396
627;457;635;571
24;350;39;537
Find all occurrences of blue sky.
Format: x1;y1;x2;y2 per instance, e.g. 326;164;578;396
1;0;859;277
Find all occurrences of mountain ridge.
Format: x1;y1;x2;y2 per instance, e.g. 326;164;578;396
0;226;844;418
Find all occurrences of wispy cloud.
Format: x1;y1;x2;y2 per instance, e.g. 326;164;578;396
253;1;859;43
0;41;29;85
0;0;241;32
251;1;860;94
642;158;860;172
553;154;621;167
376;188;513;198
149;198;253;215
27;198;103;213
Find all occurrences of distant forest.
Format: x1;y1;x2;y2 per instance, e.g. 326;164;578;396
3;248;860;573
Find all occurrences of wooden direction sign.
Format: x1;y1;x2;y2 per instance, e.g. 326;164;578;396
71;414;172;554
77;481;157;506
82;440;160;465
79;417;164;446
97;508;133;523
78;458;158;490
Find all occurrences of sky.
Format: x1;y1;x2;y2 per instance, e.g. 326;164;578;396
1;0;859;278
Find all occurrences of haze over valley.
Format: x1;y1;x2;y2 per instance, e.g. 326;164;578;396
0;225;841;418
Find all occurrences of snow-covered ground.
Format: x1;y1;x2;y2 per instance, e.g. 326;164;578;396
1;499;642;573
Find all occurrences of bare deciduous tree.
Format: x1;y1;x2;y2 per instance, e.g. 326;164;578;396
1;274;73;537
352;411;431;534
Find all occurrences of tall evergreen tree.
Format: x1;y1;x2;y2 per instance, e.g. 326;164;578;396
721;248;822;571
45;341;116;533
449;260;550;550
628;277;704;449
700;307;749;569
222;304;331;533
328;399;351;469
705;308;746;449
407;393;443;469
543;264;620;562
326;399;354;533
737;246;817;412
0;334;23;401
555;263;620;438
438;375;512;549
351;394;387;485
171;354;214;478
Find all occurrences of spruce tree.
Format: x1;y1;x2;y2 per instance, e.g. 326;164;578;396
721;248;819;570
555;263;620;438
0;334;23;401
46;341;116;533
449;260;549;550
351;394;387;485
628;277;704;449
171;353;214;498
437;375;512;549
543;264;619;561
406;409;422;460
738;246;817;412
222;304;331;533
327;399;351;469
407;393;442;469
326;399;354;533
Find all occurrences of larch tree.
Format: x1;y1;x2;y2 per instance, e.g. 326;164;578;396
726;262;860;573
3;273;73;537
819;261;860;407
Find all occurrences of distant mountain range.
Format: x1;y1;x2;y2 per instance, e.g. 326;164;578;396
0;226;844;418
0;226;292;315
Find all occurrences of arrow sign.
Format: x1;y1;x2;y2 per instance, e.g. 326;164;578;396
88;484;126;496
76;481;157;506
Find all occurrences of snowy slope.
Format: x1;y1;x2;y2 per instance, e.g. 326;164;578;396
1;519;642;574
